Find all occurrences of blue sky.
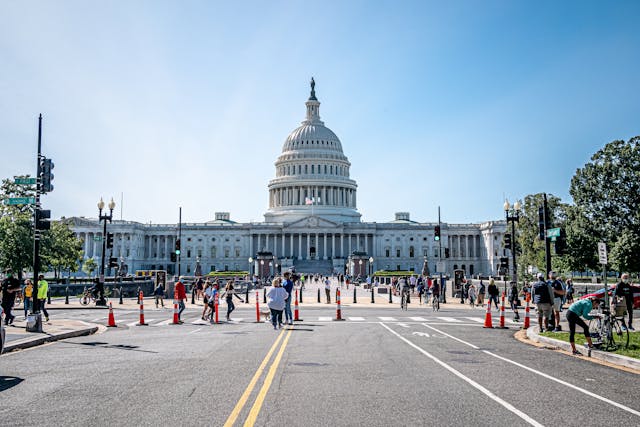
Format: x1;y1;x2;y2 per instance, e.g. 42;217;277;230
1;0;639;225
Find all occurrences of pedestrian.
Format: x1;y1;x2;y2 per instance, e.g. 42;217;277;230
175;276;187;323
201;282;212;320
324;277;331;303
567;296;600;356
548;272;565;332
282;271;294;325
23;278;34;319
1;271;20;325
37;274;49;322
468;283;477;307
531;273;554;332
613;273;635;331
565;279;575;304
266;277;288;330
416;280;425;305
477;279;485;307
221;280;242;321
487;279;499;310
153;281;165;308
508;282;520;321
196;277;204;301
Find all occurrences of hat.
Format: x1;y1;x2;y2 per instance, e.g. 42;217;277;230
536;273;544;280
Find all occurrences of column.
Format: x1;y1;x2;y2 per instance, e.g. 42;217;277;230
266;234;270;252
340;234;344;258
348;233;352;255
290;234;294;258
306;233;311;259
365;234;369;254
249;233;253;258
315;232;319;258
323;233;327;260
332;234;335;259
298;234;302;260
281;233;285;257
457;235;461;259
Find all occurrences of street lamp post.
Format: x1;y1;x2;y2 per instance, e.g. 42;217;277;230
248;257;253;281
504;199;521;292
358;259;363;278
369;256;374;303
260;260;264;281
97;197;115;306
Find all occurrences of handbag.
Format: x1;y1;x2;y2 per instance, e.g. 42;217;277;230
516;299;522;307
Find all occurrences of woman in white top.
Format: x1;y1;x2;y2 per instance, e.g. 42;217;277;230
266;277;289;330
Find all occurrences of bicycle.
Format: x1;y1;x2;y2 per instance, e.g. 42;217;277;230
588;306;629;351
400;288;410;311
432;294;440;312
78;288;109;306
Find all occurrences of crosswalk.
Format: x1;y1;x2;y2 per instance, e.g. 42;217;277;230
100;313;521;327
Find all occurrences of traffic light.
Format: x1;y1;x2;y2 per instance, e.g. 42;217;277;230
555;229;567;255
106;232;114;249
108;257;119;268
40;158;54;193
538;206;546;240
175;239;181;255
170;252;177;262
499;257;509;271
36;209;51;230
444;248;450;258
504;233;511;250
434;225;441;241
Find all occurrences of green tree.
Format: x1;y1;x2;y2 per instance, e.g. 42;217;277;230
609;229;640;273
82;257;97;278
41;219;84;279
0;212;33;279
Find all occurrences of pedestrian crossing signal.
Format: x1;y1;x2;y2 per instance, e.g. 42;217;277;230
434;225;441;241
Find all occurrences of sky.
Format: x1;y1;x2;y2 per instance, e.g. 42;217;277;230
1;0;639;226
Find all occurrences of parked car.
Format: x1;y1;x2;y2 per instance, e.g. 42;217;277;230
0;306;6;354
580;283;640;309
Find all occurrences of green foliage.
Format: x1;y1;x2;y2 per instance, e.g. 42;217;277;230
82;257;97;277
610;229;640;273
0;176;36;217
41;219;84;278
0;212;33;278
373;270;415;277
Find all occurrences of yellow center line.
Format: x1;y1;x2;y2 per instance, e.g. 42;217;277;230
223;328;286;427
243;327;293;427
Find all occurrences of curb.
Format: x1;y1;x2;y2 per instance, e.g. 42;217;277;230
526;326;640;371
3;325;99;353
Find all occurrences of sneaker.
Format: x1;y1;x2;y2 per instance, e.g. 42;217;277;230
288;321;293;325
553;327;561;332
572;350;582;356
45;317;49;322
621;325;627;331
629;326;635;331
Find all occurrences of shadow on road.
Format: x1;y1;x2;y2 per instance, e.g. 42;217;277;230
0;376;24;392
65;341;159;354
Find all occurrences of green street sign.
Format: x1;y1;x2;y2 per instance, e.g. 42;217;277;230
546;227;561;238
94;236;102;242
14;177;36;185
4;197;36;205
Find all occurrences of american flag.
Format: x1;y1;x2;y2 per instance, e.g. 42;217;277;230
305;197;321;205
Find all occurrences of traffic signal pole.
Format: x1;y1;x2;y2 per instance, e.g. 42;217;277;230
543;193;552;277
30;114;43;332
177;207;182;277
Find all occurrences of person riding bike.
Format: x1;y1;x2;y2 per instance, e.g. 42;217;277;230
399;276;411;304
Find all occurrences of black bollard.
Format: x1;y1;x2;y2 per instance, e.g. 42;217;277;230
65;287;69;304
389;286;393;303
299;287;303;303
263;288;267;304
317;288;321;303
371;286;375;304
191;287;195;305
245;288;249;304
48;288;51;305
137;287;141;304
353;287;357;304
119;286;123;305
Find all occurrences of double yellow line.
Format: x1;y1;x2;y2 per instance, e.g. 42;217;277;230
223;327;293;427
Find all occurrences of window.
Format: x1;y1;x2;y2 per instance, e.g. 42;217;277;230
396;249;401;257
187;238;191;242
225;249;230;258
305;165;308;174
211;247;217;257
423;249;428;257
235;248;240;257
311;165;315;173
409;246;415;257
187;250;191;258
385;248;390;257
197;250;202;258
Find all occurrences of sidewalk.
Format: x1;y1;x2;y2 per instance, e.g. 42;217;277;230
2;318;101;353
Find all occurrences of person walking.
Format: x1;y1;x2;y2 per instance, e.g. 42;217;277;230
175;277;187;323
1;271;20;325
508;282;520;322
477;279;485;307
548;272;565;331
613;273;635;331
324;277;331;303
487;279;500;310
567;296;600;356
282;272;294;325
221;280;242;321
153;281;165;308
565;279;575;304
266;278;288;330
467;283;477;308
531;273;554;332
23;279;34;319
37;274;49;322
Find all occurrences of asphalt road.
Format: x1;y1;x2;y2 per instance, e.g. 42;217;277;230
1;304;639;427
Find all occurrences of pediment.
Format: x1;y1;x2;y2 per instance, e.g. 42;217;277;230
285;216;339;230
67;216;99;227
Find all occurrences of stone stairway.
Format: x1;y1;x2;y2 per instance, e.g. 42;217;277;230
293;259;333;274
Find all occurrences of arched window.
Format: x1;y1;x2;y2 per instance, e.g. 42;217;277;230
409;246;415;257
311;165;315;174
453;264;458;270
304;165;308;174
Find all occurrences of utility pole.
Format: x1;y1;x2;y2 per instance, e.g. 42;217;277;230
438;206;446;304
30;114;43;332
177;207;182;277
543;193;552;277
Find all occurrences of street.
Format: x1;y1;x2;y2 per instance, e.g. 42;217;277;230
1;302;639;427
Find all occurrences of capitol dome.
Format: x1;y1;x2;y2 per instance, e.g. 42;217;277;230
264;79;361;224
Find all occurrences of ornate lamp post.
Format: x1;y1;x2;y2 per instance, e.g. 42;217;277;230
248;257;253;281
504;199;521;291
97;197;115;306
358;259;363;278
369;256;374;303
260;260;264;281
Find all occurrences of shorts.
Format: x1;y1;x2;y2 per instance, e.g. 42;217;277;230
553;297;562;311
537;303;552;319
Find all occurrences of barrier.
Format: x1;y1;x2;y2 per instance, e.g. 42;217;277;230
483;300;493;328
214;291;220;324
334;288;345;321
137;291;148;326
353;288;357;304
172;289;180;325
317;288;321;303
254;291;262;323
498;291;508;329
245;288;249;304
294;288;302;321
523;294;531;329
107;302;117;327
389;287;393;303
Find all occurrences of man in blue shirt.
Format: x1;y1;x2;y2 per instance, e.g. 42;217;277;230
282;271;294;325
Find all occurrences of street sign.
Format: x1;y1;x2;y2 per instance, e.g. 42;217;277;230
436;261;445;273
4;197;36;205
94;236;102;242
546;227;561;238
598;242;607;265
14;177;36;185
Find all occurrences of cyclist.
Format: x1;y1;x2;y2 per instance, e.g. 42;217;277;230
431;279;441;308
567;296;600;356
399;276;411;306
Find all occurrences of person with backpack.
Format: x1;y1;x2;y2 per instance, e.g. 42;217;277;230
531;273;554;332
477;280;486;307
487;279;500;310
508;282;520;322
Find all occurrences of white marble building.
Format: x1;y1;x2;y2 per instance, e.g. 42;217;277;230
69;80;508;278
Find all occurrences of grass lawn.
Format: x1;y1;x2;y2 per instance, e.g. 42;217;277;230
540;331;640;359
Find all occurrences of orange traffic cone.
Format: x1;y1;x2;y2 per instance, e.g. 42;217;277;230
498;291;508;329
254;291;262;323
483;300;493;328
334;288;345;321
107;302;117;327
523;294;531;329
294;288;302;321
137;290;148;326
172;289;180;325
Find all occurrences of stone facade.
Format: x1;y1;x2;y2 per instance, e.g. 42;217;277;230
68;81;508;277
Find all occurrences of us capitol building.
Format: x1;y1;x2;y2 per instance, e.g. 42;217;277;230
69;80;508;278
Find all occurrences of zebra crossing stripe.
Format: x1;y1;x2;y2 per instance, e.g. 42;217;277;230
348;317;365;321
378;317;397;321
464;317;485;323
436;317;462;323
318;317;332;321
409;317;428;321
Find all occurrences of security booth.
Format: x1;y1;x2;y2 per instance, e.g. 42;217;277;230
255;251;275;280
453;269;465;298
347;251;369;280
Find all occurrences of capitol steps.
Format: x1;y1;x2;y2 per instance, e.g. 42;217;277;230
293;259;333;274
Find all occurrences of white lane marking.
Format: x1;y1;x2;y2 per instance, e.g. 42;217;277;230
188;328;203;335
464;317;485;323
348;317;365;321
397;322;410;328
127;319;154;327
422;324;640;418
412;331;430;337
380;323;543;427
155;319;172;326
318;317;332;321
379;317;397;321
409;317;428;321
437;317;462;323
91;317;107;322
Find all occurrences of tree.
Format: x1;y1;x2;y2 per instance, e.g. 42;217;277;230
41;219;84;279
82;257;97;278
610;229;640;273
0;212;33;279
